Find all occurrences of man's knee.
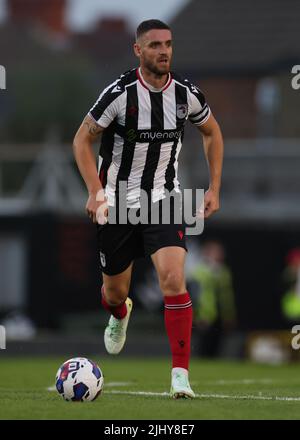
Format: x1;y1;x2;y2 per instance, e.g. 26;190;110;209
159;269;185;296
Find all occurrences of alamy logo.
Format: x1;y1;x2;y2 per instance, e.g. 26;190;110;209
291;325;300;349
96;183;205;236
0;65;6;90
0;326;6;349
291;65;300;90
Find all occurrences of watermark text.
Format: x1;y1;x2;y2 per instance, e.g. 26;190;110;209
0;65;6;90
291;325;300;350
96;183;204;236
291;65;300;90
0;326;6;349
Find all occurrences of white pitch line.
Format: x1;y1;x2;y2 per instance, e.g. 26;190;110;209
107;390;170;397
209;379;274;386
47;387;300;402
47;381;133;392
105;382;134;387
47;386;56;392
198;393;300;402
105;390;300;402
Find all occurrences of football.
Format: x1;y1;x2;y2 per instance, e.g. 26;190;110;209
55;357;104;402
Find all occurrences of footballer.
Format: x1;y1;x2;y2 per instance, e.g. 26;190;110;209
73;19;223;398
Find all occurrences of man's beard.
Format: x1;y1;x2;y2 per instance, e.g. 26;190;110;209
144;58;171;76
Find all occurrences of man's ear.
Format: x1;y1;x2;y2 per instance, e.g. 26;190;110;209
133;42;141;58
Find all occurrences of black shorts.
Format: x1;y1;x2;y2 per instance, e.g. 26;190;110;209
97;198;187;276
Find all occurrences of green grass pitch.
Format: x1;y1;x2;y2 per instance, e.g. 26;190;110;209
0;357;300;420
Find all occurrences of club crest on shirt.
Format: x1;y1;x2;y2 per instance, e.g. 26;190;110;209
176;104;188;119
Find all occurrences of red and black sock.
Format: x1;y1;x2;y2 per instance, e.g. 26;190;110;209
101;286;127;320
164;292;193;370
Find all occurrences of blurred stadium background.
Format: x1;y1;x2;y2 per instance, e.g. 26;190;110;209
0;0;300;365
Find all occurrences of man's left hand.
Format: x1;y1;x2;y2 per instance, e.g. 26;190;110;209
202;188;220;218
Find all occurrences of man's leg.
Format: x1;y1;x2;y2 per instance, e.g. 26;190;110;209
101;263;134;354
151;246;194;398
101;262;133;317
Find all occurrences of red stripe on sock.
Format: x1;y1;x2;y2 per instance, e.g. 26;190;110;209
164;292;193;370
101;286;127;320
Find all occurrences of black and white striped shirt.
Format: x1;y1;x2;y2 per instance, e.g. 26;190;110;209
89;68;211;208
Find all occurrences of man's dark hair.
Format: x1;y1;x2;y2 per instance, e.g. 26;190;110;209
136;19;171;40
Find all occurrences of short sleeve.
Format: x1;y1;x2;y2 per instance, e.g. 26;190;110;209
88;81;123;128
187;83;211;126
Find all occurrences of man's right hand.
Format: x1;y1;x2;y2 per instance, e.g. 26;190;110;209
86;189;108;224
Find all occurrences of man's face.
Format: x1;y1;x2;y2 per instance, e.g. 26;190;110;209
134;29;173;76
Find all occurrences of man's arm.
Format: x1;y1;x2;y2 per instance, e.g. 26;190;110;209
73;114;107;223
196;113;224;218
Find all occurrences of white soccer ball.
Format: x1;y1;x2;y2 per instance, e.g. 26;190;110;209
55;357;104;402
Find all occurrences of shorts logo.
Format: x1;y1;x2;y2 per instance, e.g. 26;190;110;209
178;230;184;240
100;252;106;267
176;104;188;119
